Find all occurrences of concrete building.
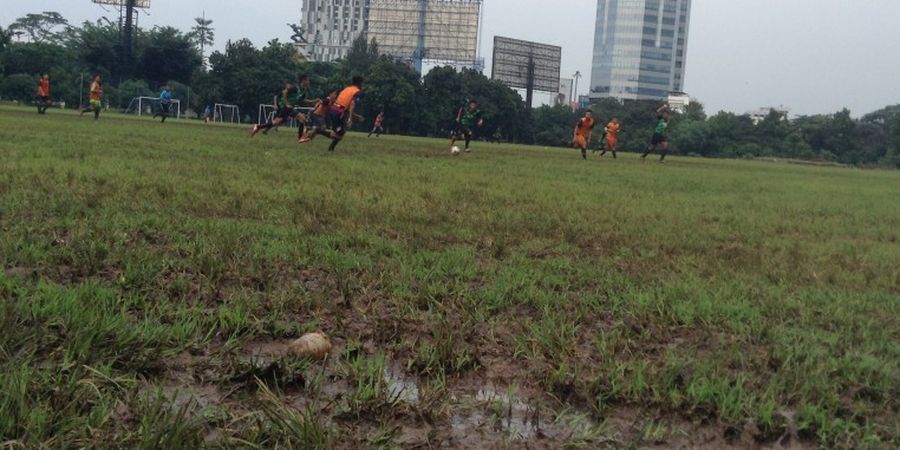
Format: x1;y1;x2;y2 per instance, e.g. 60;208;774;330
590;0;692;101
667;91;691;112
747;106;790;125
301;0;369;62
557;78;574;107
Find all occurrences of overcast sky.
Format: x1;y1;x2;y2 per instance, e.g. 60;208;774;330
3;0;900;116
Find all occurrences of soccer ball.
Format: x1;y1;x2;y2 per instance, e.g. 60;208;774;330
451;146;461;155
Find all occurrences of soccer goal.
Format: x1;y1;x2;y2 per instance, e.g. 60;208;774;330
214;103;241;124
125;97;182;119
257;104;313;128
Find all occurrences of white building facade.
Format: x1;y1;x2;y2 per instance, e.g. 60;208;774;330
590;0;692;101
301;0;369;62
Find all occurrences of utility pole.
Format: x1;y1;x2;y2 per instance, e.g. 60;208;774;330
415;0;427;72
79;72;85;109
525;56;535;111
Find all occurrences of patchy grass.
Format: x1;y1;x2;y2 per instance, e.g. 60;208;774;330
0;105;898;449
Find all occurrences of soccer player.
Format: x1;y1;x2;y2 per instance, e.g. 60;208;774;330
153;83;173;123
572;109;596;160
324;76;364;152
368;111;385;137
450;100;483;153
298;88;338;143
80;74;103;120
203;104;213;123
642;105;670;161
293;75;317;142
35;74;50;114
599;118;620;159
251;82;297;137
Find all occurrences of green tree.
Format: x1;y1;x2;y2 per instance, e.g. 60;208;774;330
707;111;756;157
887;110;900;152
299;61;340;94
458;69;526;142
207;39;299;118
189;70;222;114
0;26;12;53
532;105;578;146
0;73;36;102
70;20;122;78
341;35;379;81
784;131;813;159
681;101;707;122
190;14;215;68
883;147;900;168
861;104;900;126
828;109;859;164
614;100;665;152
0;42;76;77
423;66;465;136
115;79;154;109
421;66;525;140
670;119;711;156
8;12;69;44
139;26;202;85
360;57;425;134
756;109;790;156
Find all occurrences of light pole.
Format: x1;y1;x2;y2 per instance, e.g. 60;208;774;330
573;71;582;106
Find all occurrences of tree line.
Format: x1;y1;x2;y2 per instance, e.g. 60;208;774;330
1;12;898;167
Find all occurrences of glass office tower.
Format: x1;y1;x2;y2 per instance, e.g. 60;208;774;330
590;0;692;101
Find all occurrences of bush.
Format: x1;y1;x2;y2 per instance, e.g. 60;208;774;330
1;73;36;102
113;79;154;109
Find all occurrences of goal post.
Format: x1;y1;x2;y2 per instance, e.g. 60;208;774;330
125;97;182;119
258;104;275;125
257;104;313;128
214;103;241;124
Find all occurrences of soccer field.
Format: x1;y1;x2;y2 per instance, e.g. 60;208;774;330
1;106;898;449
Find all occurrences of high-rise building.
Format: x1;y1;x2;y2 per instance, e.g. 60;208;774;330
301;0;369;62
590;0;692;101
301;0;482;67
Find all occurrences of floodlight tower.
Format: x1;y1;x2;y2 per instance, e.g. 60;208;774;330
91;0;151;65
122;0;136;62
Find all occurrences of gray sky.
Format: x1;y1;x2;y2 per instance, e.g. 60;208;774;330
3;0;900;116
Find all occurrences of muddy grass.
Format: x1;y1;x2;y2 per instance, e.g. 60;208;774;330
2;108;898;448
132;333;818;449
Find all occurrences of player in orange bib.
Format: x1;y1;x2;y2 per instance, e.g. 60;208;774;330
326;76;363;152
35;74;50;114
298;88;338;143
572;109;596;160
599;118;620;159
80;74;103;120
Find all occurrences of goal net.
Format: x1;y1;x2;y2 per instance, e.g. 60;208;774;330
125;97;182;119
214;104;241;124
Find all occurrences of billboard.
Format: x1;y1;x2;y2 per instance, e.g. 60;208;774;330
367;0;482;63
92;0;151;7
491;36;561;93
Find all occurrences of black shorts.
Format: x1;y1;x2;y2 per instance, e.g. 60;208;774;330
37;95;50;104
651;133;668;145
328;109;349;136
453;126;473;139
160;102;171;113
274;106;293;120
311;114;327;129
